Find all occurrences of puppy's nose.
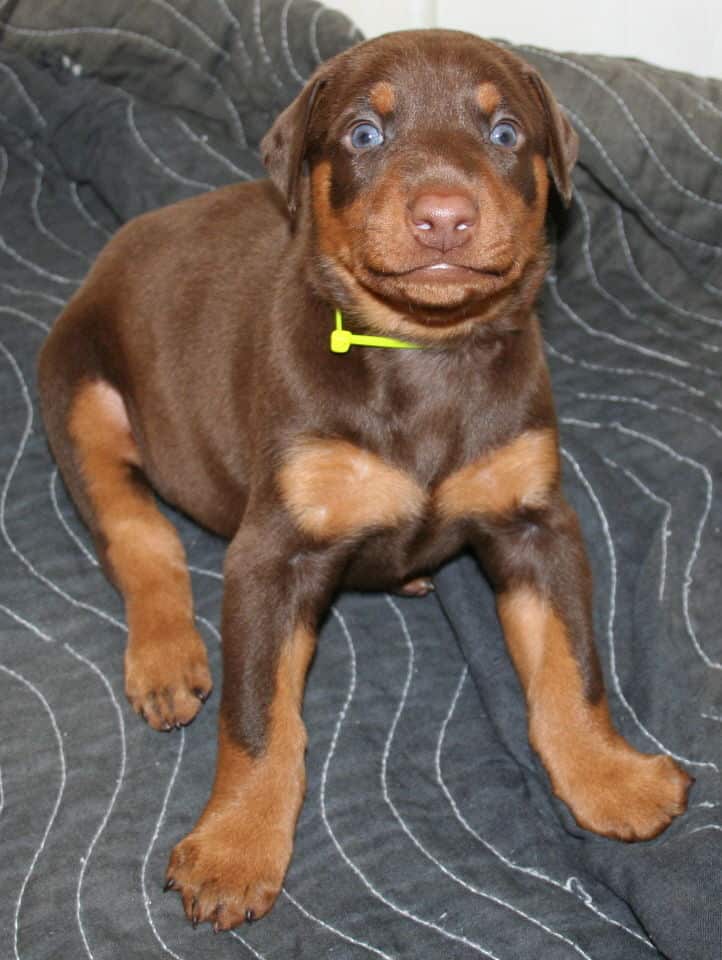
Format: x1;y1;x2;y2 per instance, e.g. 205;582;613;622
407;192;478;251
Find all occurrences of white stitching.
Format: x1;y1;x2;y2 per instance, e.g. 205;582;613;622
50;468;98;566
0;283;65;306
325;606;500;957
0;21;248;146
280;0;307;85
0;645;66;960
623;64;722;167
436;668;655;948
309;7;324;65
561;441;717;769
602;456;671;603
148;0;229;60
69;182;113;238
126;99;215;191
613;204;722;329
252;0;285;92
384;596;598;960
65;643;127;960
140;731;187;960
0;60;46;128
174;117;254;179
522;46;722;209
545;340;713;406
0;339;124;631
31;164;92;262
281;887;395;959
213;0;252;69
573;188;721;350
547;274;707;372
564;106;722;254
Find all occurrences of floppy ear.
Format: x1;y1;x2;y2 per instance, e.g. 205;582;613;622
525;70;579;206
260;75;326;219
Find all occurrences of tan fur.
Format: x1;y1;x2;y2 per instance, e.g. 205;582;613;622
476;81;501;115
497;587;692;840
436;428;559;520
279;437;425;540
69;381;212;728
369;80;396;115
167;626;316;929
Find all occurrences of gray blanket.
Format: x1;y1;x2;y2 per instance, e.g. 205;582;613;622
0;2;720;958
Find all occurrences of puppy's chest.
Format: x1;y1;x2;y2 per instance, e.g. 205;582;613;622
278;428;558;544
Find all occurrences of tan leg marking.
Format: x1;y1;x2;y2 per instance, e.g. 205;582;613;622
435;428;559;521
167;627;315;930
69;381;212;729
497;587;692;840
278;437;425;541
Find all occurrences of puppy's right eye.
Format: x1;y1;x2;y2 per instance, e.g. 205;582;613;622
348;122;384;151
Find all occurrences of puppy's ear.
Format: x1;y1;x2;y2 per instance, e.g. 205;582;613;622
526;70;579;206
261;74;326;219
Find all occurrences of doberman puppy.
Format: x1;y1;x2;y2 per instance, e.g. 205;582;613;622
38;30;692;931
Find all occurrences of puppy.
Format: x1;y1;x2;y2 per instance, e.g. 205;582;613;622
38;29;692;931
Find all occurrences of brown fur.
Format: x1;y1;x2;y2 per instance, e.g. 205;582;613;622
68;381;212;729
37;29;691;932
168;627;315;929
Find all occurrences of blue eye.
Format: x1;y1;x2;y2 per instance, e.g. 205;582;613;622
490;121;518;148
349;122;384;150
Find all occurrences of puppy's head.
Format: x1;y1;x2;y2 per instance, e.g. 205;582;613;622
261;31;578;336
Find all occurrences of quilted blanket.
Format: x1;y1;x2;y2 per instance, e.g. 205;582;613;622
0;2;720;958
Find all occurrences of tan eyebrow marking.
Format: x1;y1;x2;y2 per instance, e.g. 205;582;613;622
476;81;502;115
369;81;396;115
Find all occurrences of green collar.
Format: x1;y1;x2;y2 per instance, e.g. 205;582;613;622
329;308;423;353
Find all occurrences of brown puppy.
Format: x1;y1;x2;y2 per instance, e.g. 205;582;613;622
38;30;692;931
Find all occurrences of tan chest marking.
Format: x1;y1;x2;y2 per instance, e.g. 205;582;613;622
435;428;559;521
278;438;425;541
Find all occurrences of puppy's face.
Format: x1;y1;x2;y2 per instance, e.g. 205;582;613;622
263;31;578;332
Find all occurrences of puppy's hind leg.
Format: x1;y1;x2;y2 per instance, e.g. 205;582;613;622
50;377;212;730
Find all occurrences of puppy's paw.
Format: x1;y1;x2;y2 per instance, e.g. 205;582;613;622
562;750;693;841
124;625;212;731
165;815;289;931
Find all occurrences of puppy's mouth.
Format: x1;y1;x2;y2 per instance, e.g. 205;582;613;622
381;262;511;284
362;257;517;309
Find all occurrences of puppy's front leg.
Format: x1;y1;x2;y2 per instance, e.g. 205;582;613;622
473;496;692;840
166;515;344;931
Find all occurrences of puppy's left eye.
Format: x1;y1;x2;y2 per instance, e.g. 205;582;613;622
349;122;385;151
490;121;519;148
